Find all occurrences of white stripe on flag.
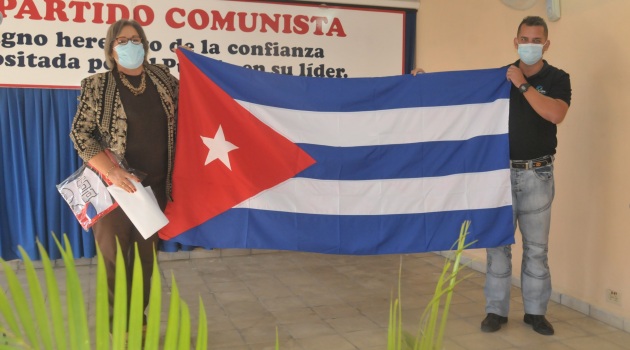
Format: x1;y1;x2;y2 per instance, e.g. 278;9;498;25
234;169;512;215
237;100;509;146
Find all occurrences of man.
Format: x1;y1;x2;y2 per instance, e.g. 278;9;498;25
413;15;571;336
481;16;571;336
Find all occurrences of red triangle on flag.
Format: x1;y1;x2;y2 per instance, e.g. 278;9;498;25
160;53;316;239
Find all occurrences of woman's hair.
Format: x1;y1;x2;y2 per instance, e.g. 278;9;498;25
104;19;149;70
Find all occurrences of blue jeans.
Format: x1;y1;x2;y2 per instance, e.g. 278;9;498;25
484;163;555;316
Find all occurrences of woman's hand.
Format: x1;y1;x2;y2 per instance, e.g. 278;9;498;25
171;44;194;53
107;167;141;193
87;152;140;194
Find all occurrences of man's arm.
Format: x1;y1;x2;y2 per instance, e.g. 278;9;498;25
507;65;569;124
522;88;569;124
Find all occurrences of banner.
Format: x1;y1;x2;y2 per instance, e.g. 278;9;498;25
0;0;408;87
160;49;515;255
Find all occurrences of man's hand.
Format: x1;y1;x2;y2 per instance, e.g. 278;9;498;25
506;65;527;87
507;64;569;124
411;67;426;76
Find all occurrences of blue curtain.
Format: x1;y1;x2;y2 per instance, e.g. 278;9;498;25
0;87;190;260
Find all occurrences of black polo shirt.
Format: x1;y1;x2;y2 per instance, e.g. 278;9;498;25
508;60;572;160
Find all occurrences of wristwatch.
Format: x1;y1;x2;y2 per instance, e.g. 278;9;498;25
519;83;531;94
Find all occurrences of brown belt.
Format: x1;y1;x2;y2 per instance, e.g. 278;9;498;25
510;155;554;169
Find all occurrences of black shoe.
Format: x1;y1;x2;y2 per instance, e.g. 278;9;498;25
524;314;555;335
481;313;508;332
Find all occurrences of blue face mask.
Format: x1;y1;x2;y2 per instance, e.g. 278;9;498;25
518;43;544;65
114;43;145;69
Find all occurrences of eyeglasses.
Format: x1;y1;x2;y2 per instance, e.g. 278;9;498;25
115;36;142;45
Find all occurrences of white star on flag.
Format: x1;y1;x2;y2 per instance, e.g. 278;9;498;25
201;125;238;170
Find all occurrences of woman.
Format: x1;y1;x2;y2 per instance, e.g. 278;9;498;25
70;19;178;327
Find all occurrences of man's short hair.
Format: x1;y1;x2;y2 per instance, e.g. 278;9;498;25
517;16;548;38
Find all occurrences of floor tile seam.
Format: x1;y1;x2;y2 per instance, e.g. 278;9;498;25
495;330;568;347
561;320;622;336
557;334;628;348
241;272;297;306
594;334;630;349
334;329;383;349
448;334;513;348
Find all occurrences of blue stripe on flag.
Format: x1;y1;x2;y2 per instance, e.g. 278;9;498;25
172;206;514;255
296;134;509;180
180;50;510;111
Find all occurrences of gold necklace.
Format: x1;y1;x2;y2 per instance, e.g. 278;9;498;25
118;70;146;96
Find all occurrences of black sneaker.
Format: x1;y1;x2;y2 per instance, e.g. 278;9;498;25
480;313;508;332
524;314;555;335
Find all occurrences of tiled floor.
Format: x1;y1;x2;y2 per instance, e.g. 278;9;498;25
4;249;630;349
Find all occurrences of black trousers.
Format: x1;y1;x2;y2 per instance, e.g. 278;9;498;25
92;203;160;326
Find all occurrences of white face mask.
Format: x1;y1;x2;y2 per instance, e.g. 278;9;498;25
114;43;145;69
518;43;544;65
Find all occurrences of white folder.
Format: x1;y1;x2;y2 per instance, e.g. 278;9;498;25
107;180;169;239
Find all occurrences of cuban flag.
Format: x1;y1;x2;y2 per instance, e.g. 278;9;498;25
160;49;514;254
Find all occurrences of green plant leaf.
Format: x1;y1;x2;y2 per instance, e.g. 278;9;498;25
435;220;472;349
386;221;472;350
18;246;53;350
127;243;144;350
144;250;162;350
94;244;110;350
196;297;207;350
111;238;128;349
37;236;67;350
397;259;403;350
163;273;181;349
1;234;208;350
1;259;38;347
0;327;28;349
0;263;20;340
52;235;90;350
388;298;394;349
401;330;417;350
177;300;191;350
